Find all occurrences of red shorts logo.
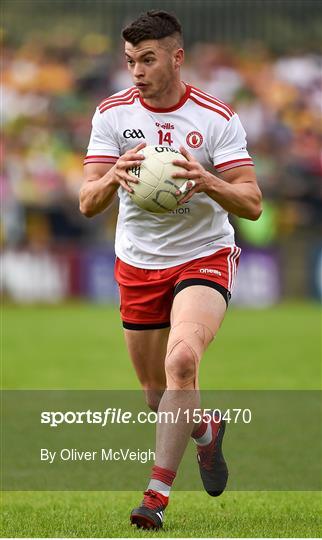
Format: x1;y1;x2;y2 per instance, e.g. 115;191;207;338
186;131;203;148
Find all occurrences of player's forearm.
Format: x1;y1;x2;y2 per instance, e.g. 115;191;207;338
205;172;262;220
79;168;118;218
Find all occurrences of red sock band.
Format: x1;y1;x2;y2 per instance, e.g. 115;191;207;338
192;416;208;439
151;465;176;486
193;412;222;441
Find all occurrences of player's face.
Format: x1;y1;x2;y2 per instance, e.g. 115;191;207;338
125;39;182;100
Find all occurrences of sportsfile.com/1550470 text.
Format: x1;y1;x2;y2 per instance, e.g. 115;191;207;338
40;408;252;428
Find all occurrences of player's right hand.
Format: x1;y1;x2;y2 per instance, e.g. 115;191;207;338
113;142;146;193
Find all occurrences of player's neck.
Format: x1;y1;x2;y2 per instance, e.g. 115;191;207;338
142;81;186;110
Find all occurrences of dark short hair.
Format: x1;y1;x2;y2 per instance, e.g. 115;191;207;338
122;10;183;47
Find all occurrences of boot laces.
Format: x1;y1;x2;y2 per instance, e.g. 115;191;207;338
198;439;215;471
142;489;167;510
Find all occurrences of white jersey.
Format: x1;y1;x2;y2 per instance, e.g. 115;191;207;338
85;84;254;269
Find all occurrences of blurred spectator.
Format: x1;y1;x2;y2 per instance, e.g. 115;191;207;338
184;43;243;101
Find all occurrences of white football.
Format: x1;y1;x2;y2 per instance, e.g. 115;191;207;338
127;145;190;213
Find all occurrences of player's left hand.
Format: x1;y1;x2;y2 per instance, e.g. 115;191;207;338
172;146;217;204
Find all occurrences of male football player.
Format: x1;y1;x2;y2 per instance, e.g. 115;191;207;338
80;10;262;530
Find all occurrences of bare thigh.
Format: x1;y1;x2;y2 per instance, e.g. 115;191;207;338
165;286;227;388
171;285;227;335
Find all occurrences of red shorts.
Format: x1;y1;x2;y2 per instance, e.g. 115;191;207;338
114;247;241;329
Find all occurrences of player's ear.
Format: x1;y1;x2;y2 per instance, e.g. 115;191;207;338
173;48;184;69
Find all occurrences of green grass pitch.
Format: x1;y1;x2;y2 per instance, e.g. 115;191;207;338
1;302;321;537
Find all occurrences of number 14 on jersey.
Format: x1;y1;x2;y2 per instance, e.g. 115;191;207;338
158;130;173;146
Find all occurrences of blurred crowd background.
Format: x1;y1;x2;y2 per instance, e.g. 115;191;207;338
2;0;322;304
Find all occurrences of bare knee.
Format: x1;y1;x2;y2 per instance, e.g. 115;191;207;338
165;342;197;389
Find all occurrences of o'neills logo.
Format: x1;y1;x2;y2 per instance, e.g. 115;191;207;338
155;122;174;129
186;131;203;148
200;268;222;276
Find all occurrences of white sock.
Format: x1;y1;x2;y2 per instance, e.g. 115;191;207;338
147;479;171;497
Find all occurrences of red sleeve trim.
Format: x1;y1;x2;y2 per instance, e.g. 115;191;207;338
217;163;255;173
83;161;115;165
84;155;118;165
214;158;253;173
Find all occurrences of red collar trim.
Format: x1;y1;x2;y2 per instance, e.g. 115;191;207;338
139;84;191;113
